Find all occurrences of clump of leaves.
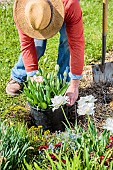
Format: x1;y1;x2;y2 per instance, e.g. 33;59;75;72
24;64;69;110
0;120;32;170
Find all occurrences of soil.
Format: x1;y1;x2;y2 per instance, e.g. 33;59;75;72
78;75;113;132
74;51;113;132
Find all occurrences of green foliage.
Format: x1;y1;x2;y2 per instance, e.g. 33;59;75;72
24;65;69;109
0;120;31;170
0;116;112;169
20;118;113;169
1;1;113;169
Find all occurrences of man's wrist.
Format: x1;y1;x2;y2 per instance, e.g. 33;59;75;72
27;70;38;77
69;72;82;80
70;79;80;88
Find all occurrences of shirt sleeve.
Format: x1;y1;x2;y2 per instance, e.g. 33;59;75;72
15;22;38;74
64;0;85;76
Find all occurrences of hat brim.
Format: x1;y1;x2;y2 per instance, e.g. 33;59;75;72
13;0;64;39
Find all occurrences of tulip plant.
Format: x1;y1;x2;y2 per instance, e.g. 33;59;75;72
24;63;69;110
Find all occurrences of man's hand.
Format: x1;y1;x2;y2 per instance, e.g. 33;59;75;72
65;79;80;106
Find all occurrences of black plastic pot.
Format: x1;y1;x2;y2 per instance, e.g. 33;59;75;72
29;104;68;132
29;104;52;131
50;106;68;132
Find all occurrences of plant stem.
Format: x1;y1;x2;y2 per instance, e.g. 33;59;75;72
61;106;72;130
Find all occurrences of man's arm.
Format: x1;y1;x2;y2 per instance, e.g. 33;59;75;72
64;0;85;105
16;22;38;77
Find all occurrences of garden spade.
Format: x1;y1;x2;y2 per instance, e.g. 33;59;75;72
92;0;113;83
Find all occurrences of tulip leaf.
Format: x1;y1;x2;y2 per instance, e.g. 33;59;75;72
58;83;69;96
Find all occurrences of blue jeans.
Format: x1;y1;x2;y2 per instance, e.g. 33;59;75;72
11;23;70;83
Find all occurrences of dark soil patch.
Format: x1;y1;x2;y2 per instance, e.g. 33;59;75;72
68;50;113;132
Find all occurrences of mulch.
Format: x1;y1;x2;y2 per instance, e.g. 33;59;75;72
75;63;113;133
68;50;113;132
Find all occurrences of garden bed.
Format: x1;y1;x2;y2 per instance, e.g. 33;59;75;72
77;51;113;132
23;61;113;133
4;52;113;133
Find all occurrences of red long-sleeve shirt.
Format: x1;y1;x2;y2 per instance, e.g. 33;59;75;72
16;0;85;76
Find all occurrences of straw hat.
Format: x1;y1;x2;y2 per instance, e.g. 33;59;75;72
13;0;64;39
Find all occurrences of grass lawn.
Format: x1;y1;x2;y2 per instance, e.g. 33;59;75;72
0;0;113;114
81;0;113;64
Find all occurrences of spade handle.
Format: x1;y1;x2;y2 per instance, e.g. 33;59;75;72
102;0;108;67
